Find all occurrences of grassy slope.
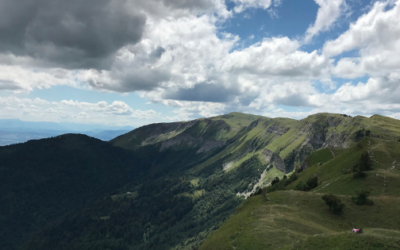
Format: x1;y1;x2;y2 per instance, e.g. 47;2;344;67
112;113;400;176
200;138;400;250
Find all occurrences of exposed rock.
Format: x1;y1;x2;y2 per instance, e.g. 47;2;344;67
296;161;309;172
262;149;286;172
322;132;350;148
266;125;290;136
197;141;226;153
222;161;235;171
160;134;199;151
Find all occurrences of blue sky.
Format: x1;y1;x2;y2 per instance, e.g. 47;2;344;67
0;0;400;128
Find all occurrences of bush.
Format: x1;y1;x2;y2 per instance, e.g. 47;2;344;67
351;152;372;179
271;177;280;186
351;190;374;205
322;194;345;214
265;173;298;194
353;170;366;179
285;173;298;186
294;175;318;191
359;152;372;171
306;175;318;190
294;181;306;191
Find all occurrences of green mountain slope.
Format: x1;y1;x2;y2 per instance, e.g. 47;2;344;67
3;112;400;250
113;112;400;175
200;138;400;250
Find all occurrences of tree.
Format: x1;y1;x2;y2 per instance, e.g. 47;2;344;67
359;152;372;171
306;175;318;190
294;175;318;191
351;190;374;205
261;188;269;202
271;177;280;186
353;152;372;178
322;194;345;215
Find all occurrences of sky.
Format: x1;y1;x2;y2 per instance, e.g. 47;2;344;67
1;0;400;127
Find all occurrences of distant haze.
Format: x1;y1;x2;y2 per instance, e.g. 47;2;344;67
0;119;133;145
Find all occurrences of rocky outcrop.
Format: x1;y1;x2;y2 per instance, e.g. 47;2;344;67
296;161;309;172
266;125;290;136
262;149;286;172
160;134;198;151
197;140;226;153
322;131;350;148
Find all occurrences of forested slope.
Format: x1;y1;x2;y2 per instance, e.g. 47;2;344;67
3;113;400;249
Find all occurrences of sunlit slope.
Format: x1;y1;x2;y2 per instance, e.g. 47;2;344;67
112;112;400;176
200;138;400;250
110;112;265;150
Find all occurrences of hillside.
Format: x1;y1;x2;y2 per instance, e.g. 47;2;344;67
200;138;400;249
113;112;400;175
3;112;400;250
0;134;151;250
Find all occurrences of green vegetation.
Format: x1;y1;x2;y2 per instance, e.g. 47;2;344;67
294;175;319;191
352;190;374;206
4;113;400;250
200;137;400;250
322;194;345;214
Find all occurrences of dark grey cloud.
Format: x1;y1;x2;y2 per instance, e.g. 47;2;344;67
164;83;240;103
274;94;311;107
0;80;21;90
161;0;213;10
87;46;171;92
0;0;146;69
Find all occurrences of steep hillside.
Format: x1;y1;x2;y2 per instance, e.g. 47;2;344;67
4;113;400;250
113;112;400;175
111;112;264;150
200;138;400;250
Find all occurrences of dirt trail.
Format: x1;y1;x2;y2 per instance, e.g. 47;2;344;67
329;148;335;158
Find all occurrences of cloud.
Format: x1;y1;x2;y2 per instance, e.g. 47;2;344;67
0;80;22;91
327;0;400;82
222;37;328;78
0;0;147;69
0;97;158;126
232;0;272;12
164;82;241;102
304;0;346;43
2;0;400;125
324;0;400;57
332;75;400;104
77;15;238;93
0;65;78;93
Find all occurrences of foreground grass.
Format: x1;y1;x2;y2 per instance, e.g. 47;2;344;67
200;192;400;250
200;138;400;250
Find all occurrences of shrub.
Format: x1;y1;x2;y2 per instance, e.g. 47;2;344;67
353;168;367;179
351;190;374;206
294;181;306;191
306;175;318;189
359;152;372;171
294;175;318;191
285;173;298;186
351;152;372;178
271;177;280;186
322;194;345;214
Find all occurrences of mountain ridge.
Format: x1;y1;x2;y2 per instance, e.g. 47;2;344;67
3;112;400;250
